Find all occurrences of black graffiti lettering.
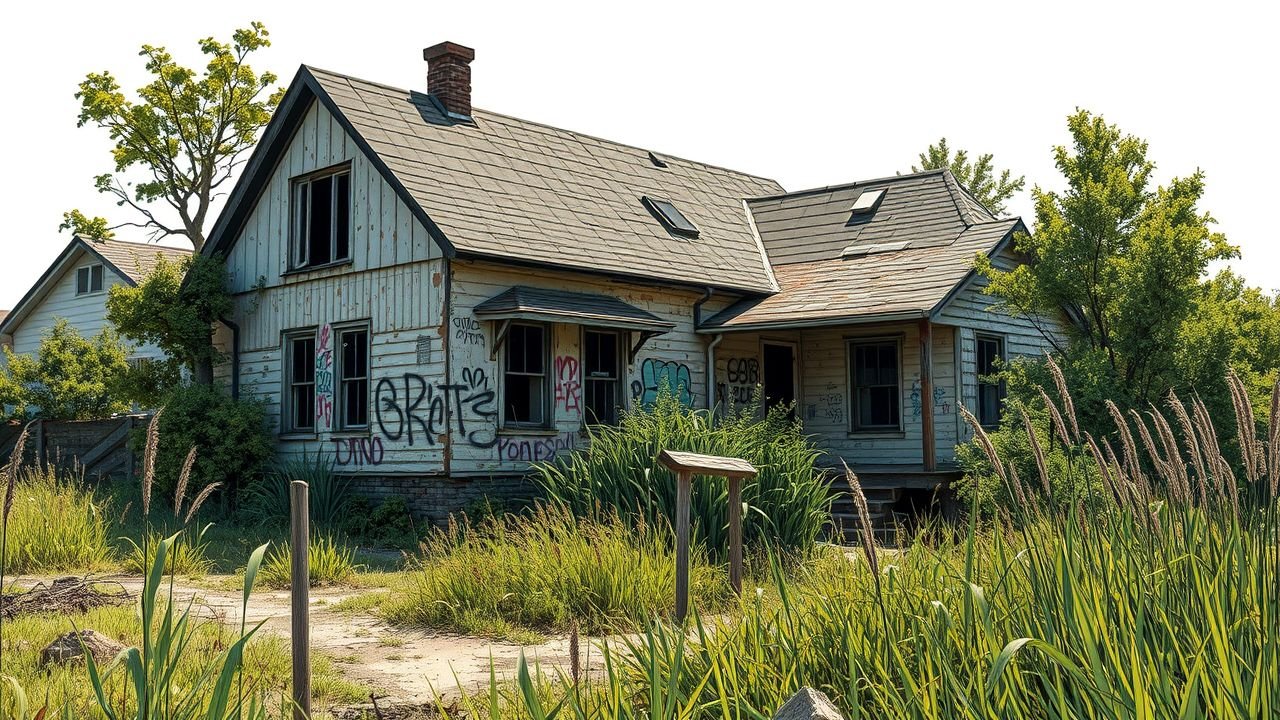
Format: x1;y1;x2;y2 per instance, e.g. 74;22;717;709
373;369;498;449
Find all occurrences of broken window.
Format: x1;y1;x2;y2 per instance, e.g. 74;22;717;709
292;165;352;269
337;325;370;429
285;331;317;433
504;323;548;426
75;264;104;295
583;329;621;424
977;334;1006;428
850;338;900;431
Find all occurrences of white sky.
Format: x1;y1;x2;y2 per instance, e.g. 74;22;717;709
2;0;1276;309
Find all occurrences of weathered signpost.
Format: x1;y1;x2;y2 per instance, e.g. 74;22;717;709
290;480;311;720
658;449;758;620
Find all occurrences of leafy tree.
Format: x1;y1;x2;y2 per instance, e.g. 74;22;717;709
63;23;282;252
978;110;1237;409
0;319;131;420
107;253;233;387
913;137;1026;215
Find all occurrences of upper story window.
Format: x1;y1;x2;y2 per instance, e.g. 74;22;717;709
337;325;370;430
503;323;548;426
292;164;352;270
849;338;901;432
977;334;1006;428
285;330;317;433
75;264;104;296
583;329;622;424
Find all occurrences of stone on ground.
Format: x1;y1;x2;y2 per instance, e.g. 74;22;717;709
773;687;846;720
39;629;125;667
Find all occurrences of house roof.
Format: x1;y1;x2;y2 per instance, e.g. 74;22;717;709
206;66;784;294
702;171;1022;331
473;286;675;332
0;236;191;338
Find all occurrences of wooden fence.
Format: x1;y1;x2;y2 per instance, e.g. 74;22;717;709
0;415;146;480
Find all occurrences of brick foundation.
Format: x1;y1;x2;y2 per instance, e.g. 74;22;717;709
342;473;539;527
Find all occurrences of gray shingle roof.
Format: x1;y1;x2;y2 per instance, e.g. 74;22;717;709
306;67;784;293
702;170;1020;330
90;238;191;283
474;286;675;331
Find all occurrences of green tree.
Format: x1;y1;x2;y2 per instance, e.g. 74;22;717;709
978;110;1237;409
0;319;131;420
913;137;1026;215
107;253;233;388
62;23;282;252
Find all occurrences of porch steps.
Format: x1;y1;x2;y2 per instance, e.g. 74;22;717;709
827;487;902;546
822;466;962;547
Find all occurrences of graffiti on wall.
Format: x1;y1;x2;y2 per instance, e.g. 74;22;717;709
910;377;951;418
315;324;334;429
497;432;578;463
631;358;694;407
373;368;498;449
815;390;844;424
332;436;385;466
554;356;581;414
452;317;485;347
717;357;758;405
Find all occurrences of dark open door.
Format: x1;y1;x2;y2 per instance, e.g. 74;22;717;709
761;342;797;413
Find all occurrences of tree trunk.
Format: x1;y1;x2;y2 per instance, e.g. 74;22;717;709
195;356;214;386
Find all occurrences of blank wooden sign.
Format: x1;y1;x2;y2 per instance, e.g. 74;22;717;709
657;449;758;621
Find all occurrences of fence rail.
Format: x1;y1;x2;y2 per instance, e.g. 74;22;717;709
0;415;146;479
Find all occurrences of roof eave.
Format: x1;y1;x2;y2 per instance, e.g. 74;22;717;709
698;309;929;334
927;219;1026;321
0;236;134;337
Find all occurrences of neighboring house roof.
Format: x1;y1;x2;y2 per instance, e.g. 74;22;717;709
474;286;675;332
206;66;784;294
701;171;1022;331
0;235;191;338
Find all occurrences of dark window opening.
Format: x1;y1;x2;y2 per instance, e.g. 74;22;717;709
287;333;317;432
293;166;352;269
977;335;1006;428
338;326;369;429
504;323;547;425
584;329;621;424
762;343;796;415
76;264;104;295
851;339;900;431
642;196;699;237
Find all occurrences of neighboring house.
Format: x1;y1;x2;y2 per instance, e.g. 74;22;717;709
0;235;192;367
204;42;1069;524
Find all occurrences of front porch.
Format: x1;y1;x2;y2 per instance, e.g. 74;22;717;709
820;464;964;544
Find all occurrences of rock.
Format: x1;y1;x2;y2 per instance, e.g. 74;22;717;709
39;629;125;668
773;687;846;720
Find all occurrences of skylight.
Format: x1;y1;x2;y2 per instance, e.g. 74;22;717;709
642;196;699;237
850;188;887;215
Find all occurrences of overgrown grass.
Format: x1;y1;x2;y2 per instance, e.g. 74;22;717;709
446;367;1280;719
0;467;114;574
121;524;214;576
259;534;360;589
385;504;732;643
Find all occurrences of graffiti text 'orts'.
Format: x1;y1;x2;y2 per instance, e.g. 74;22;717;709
373;368;498;449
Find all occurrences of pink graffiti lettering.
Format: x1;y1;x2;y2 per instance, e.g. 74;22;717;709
554;356;581;414
497;432;577;463
332;436;385;466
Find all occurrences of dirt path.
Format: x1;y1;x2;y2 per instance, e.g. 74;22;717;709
12;574;583;708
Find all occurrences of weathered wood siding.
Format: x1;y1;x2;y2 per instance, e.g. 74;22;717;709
446;259;738;476
220;98;448;474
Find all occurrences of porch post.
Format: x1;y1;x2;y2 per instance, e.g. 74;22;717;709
918;318;936;472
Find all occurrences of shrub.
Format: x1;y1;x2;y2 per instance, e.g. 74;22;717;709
241;450;352;529
384;504;731;640
259;534;359;589
340;496;419;549
0;467;114;573
0;319;130;421
536;391;829;558
122;524;213;576
142;382;273;505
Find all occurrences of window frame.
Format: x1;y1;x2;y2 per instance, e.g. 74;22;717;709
582;327;624;425
641;195;700;237
283;328;319;435
501;322;552;429
75;263;105;296
290;162;353;271
334;322;371;432
847;336;904;434
975;333;1007;429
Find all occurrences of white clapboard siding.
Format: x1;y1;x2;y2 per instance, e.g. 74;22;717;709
447;259;741;476
222;99;442;297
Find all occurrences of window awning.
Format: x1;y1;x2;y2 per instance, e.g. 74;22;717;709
473;286;676;333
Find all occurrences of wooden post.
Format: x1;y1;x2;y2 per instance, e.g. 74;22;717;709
289;481;311;720
658;450;758;621
919;318;937;472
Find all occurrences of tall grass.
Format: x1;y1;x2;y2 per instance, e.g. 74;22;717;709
0;467;114;574
536;392;829;559
386;504;732;642
259;534;359;589
450;368;1280;719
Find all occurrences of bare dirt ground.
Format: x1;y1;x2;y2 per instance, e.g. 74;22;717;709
12;574;584;710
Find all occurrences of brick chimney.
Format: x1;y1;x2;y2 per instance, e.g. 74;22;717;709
423;41;475;117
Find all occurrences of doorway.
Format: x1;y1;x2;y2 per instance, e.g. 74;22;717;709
761;342;797;414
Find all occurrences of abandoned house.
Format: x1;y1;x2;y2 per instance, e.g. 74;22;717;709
1;235;191;366
203;41;1068;526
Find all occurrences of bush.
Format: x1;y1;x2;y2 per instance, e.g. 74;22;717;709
259;534;359;589
0;319;130;421
121;525;213;576
536;391;829;559
0;467;115;573
142;382;273;505
241;450;352;529
340;496;419;549
384;504;731;640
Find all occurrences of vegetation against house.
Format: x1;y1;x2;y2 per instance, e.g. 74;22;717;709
0;318;131;420
912;137;1026;214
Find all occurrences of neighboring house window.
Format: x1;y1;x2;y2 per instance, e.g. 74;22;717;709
850;338;901;431
291;165;352;269
75;264;104;295
977;334;1006;428
583;329;621;424
285;331;317;433
336;325;370;429
503;323;548;426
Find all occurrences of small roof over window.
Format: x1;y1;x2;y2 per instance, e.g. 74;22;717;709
850;188;886;215
642;196;700;237
473;286;676;332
